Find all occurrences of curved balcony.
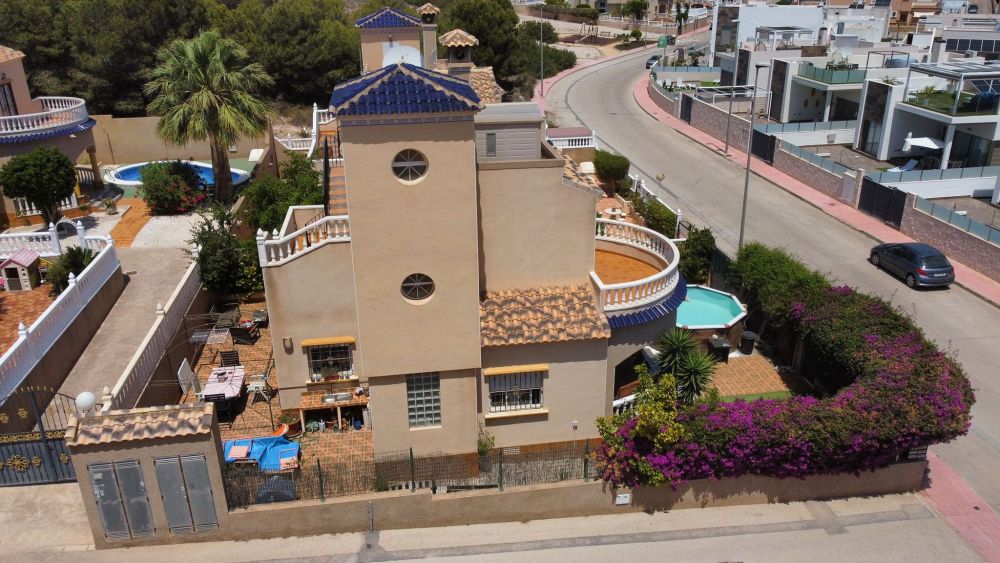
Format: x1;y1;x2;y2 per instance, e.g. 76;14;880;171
0;97;90;137
592;219;682;320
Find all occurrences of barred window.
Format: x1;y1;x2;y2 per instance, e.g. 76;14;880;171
392;149;428;182
488;371;544;413
406;373;441;427
308;345;353;379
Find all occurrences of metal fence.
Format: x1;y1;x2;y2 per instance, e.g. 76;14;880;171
914;197;1000;246
866;164;1000;184
755;120;858;134
221;442;596;509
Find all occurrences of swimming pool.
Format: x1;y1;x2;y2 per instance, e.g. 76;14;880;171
106;160;250;188
676;285;746;329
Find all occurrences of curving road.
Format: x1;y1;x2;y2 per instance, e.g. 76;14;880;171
546;42;1000;511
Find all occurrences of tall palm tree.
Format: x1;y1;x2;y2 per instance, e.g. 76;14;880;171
145;31;273;202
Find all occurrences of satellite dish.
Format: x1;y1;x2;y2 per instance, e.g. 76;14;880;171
383;45;422;67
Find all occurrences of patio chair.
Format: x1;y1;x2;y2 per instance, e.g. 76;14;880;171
220;350;241;367
231;324;260;345
247;373;273;404
204;393;233;417
887;159;918;173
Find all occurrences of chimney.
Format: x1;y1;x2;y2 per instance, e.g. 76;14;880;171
418;3;441;69
439;28;478;82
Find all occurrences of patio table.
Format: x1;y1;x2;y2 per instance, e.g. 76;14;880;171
203;366;246;399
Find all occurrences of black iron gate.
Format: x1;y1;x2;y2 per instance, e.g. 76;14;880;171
680;94;693;123
858;177;906;228
751;128;778;163
0;388;77;486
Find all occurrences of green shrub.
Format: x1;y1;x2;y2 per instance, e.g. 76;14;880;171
643;199;677;238
189;204;261;295
572;4;598;19
678;227;715;283
46;246;96;295
242;153;324;232
0;147;77;225
593;150;630;186
139;161;206;215
730;242;829;323
656;328;697;375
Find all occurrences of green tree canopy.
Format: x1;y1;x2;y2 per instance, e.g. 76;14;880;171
622;0;647;20
242;153;324;232
190;204;261;295
440;0;519;70
145;31;273;203
516;21;558;45
0;147;76;225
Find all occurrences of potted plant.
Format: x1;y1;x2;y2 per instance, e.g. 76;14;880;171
477;424;495;472
278;412;301;436
103;198;118;215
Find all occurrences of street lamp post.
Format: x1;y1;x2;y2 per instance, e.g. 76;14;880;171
540;4;545;96
738;62;770;250
723;48;742;155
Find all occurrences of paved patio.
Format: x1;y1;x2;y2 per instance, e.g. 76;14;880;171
0;285;54;353
711;354;804;398
595;249;658;284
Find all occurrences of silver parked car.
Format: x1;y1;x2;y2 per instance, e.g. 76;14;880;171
869;242;954;288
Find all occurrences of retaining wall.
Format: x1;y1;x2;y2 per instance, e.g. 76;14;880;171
900;194;1000;282
688;95;751;151
772;149;858;205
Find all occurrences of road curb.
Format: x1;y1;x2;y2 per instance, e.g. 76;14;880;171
630;75;1000;309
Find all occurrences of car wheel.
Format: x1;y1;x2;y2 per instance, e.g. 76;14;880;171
906;274;916;288
870;252;880;267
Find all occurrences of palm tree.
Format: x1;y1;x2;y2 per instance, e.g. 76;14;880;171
657;328;697;375
675;350;717;405
145;31;273;203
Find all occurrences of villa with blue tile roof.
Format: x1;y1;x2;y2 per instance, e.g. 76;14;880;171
256;7;684;455
0;45;102;227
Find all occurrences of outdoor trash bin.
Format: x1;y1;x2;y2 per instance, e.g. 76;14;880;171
708;336;731;363
740;331;757;355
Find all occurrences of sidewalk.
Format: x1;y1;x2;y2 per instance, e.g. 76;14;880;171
923;452;1000;562
632;74;1000;308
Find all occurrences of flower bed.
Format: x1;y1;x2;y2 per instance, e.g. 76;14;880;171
597;243;974;488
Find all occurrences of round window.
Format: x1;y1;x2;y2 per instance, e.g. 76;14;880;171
392;149;428;182
401;273;435;301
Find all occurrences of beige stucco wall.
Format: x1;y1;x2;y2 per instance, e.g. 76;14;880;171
368;369;479;455
478;164;598;291
0;56;42;115
0;127;96;167
339;118;482;378
480;340;608;447
263;241;360;408
90;115;270;165
69;422;230;550
360;29;422;74
606;313;677;413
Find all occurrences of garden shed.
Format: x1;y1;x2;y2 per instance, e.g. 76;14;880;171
1;248;41;292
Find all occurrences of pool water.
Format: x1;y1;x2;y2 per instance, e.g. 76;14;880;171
676;286;745;328
111;161;248;186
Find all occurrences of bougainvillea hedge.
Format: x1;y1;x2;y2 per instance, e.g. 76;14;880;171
596;243;975;488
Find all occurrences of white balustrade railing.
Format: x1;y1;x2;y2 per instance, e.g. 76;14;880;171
0;97;90;136
592;219;681;313
612;393;637;415
276;137;312;151
0;238;119;399
13;194;78;217
317;109;334;125
548;136;598;149
0;224;61;258
257;215;351;266
106;256;202;411
75;165;96;187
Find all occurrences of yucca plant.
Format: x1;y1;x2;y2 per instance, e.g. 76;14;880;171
657;328;697;375
46;246;96;295
675;350;717;405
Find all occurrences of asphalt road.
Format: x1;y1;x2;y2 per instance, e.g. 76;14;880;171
545;39;1000;512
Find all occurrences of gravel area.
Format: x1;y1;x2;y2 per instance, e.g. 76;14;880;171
130;213;202;249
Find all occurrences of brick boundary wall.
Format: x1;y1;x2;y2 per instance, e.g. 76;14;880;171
900;194;1000;282
772;149;856;205
647;81;679;116
687;95;751;152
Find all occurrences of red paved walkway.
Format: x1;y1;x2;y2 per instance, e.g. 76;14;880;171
631;74;1000;308
924;452;1000;562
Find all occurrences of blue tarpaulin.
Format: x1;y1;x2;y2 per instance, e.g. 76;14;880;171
223;435;300;472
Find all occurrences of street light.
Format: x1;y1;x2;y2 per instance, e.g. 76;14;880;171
723;43;741;155
738;62;770;250
540;3;545;96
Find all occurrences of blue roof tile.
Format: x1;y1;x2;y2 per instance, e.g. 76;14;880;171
0;119;96;145
329;64;481;117
355;8;421;29
607;276;688;329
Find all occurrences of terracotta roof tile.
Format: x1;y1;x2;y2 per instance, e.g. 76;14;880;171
417;3;441;15
470;67;504;104
0;45;25;63
439;29;479;48
66;404;214;447
480;285;611;346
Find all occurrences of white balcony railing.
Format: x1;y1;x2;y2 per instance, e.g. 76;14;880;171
0;97;89;136
612;394;636;415
0;224;61;258
275;137;312;151
257;215;351;267
548;136;598;149
0;238;118;399
12;194;78;217
592;219;681;313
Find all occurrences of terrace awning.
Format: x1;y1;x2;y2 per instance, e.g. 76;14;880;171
903;133;945;152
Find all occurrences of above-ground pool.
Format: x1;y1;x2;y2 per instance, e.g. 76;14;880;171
676;285;747;330
106;160;250;188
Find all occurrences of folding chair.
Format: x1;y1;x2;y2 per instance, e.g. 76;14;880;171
220;350;241;367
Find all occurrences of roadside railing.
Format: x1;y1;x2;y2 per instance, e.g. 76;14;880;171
866;164;1000;184
0;97;90;136
257;215;351;267
914;196;1000;246
592;219;680;312
0;238;118;399
105;255;202;410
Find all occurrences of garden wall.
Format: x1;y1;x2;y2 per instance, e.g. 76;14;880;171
772;149;859;206
688;96;751;151
899;194;1000;282
647;81;679;116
